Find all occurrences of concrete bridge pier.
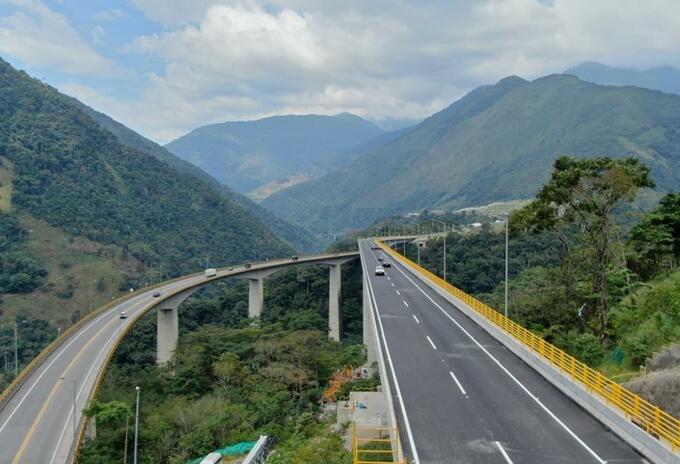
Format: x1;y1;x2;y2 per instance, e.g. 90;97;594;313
238;268;280;318
156;287;199;365
328;263;342;341
320;257;356;341
363;274;377;365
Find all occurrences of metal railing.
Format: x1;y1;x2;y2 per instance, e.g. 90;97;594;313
353;425;407;464
377;240;680;452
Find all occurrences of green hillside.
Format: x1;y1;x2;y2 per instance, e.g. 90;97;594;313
263;74;680;233
0;58;293;277
72;99;323;252
165;113;383;194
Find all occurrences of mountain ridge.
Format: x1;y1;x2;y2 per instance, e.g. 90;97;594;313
165;113;383;194
263;73;680;233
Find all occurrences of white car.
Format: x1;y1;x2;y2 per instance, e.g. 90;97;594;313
119;310;128;319
375;266;386;276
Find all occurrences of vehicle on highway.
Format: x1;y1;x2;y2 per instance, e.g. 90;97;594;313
383;261;392;268
199;452;223;464
152;291;161;297
119;310;127;319
377;256;384;261
375;266;386;276
205;268;217;278
291;255;299;261
244;263;252;269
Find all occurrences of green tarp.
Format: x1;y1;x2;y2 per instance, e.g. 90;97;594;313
187;441;257;464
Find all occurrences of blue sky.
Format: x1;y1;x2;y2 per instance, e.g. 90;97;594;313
1;1;680;143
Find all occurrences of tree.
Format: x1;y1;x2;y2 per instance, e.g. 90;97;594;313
629;193;680;277
513;156;654;339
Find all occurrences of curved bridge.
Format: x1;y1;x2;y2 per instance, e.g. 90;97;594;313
0;252;357;464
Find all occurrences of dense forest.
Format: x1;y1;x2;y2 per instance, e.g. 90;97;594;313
78;261;365;464
0;57;293;277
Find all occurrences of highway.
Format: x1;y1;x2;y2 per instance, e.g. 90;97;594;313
0;253;356;464
359;239;646;464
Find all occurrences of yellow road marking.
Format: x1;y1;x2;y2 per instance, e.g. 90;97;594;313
11;315;118;464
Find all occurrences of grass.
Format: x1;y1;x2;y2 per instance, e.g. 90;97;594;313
0;157;13;212
1;213;146;327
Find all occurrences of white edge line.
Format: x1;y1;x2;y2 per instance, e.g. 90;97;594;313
396;289;400;295
362;242;420;464
449;371;468;397
412;314;420;324
403;300;409;308
495;441;514;464
391;259;607;464
426;336;437;351
49;322;123;464
0;309;114;435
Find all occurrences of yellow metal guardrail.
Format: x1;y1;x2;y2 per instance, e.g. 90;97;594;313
353;425;408;464
377;240;680;452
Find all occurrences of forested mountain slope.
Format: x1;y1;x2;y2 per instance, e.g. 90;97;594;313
0;58;293;276
165;113;383;194
263;75;680;233
72;100;323;252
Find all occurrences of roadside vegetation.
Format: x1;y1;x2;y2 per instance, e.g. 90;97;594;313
410;156;679;379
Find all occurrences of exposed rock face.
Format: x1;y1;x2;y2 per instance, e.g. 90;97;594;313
624;345;680;418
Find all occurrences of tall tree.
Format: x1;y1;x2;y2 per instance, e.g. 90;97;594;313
513;156;654;339
629;193;680;277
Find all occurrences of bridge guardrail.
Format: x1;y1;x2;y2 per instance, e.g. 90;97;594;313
377;240;680;455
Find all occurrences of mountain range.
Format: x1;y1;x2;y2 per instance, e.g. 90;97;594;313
165;113;383;195
262;74;680;233
0;57;296;303
566;61;680;95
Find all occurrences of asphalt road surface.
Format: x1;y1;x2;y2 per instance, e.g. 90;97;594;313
359;239;646;464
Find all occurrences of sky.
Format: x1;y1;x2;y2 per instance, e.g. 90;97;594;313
1;0;680;144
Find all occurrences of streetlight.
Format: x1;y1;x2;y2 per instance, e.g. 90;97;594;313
493;216;510;318
13;320;28;376
432;220;449;282
133;386;141;464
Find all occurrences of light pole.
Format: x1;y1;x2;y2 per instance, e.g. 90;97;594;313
433;220;448;282
504;217;509;319
494;216;510;318
133;386;141;464
14;320;28;376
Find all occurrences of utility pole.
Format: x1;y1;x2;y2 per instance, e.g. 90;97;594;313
504;218;509;319
14;322;18;377
433;220;448;282
133;386;141;464
89;280;94;313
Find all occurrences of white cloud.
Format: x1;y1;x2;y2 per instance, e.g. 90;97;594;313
53;0;680;143
0;0;121;76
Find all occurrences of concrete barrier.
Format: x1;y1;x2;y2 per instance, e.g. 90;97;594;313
242;435;270;464
399;257;680;464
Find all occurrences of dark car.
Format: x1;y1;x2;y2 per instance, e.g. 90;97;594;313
291;255;299;261
152;291;161;298
382;262;392;268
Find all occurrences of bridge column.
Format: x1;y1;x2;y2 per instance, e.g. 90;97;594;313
156;288;198;365
328;264;342;341
248;278;264;318
363;274;377;364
